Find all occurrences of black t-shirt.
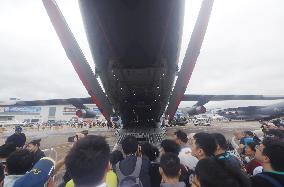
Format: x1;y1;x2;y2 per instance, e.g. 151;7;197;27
149;162;191;187
0;163;4;182
149;162;161;187
250;172;284;187
33;149;46;164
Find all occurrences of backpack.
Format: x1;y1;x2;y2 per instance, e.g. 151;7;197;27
116;157;143;187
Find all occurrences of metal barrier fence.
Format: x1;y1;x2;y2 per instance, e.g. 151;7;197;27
42;148;58;161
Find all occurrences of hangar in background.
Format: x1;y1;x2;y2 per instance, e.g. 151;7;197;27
0;99;101;124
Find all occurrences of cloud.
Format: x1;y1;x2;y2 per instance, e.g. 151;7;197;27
0;0;284;109
179;0;284;107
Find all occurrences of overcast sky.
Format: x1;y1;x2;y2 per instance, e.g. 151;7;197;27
0;0;284;108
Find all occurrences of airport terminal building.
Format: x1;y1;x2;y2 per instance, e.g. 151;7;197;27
0;104;100;124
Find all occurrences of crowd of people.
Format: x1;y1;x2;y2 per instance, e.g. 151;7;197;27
0;126;59;187
0;120;284;187
60;121;284;187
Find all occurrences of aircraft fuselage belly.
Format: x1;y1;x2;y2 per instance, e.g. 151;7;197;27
79;0;185;127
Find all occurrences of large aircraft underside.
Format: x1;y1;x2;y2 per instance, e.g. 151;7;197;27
2;0;284;143
79;0;185;128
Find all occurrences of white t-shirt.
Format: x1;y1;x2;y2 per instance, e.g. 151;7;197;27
253;166;263;176
4;175;23;187
179;147;198;170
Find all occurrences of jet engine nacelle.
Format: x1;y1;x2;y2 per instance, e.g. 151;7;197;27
76;109;96;118
187;105;206;116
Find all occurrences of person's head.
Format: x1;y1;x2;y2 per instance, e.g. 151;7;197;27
140;142;159;161
211;133;227;155
174;130;188;146
245;142;258;157
0;143;17;160
266;123;279;130
265;129;284;140
15;126;22;134
233;131;245;140
121;136;138;155
191;133;217;160
192;157;250;187
6;149;34;175
110;150;123;166
160;139;180;155
65;135;110;186
26;139;41;153
75;132;87;142
188;133;196;146
244;131;254;138
159;153;181;182
80;130;89;136
0;163;4;187
255;138;284;172
13;157;55;187
6;136;25;149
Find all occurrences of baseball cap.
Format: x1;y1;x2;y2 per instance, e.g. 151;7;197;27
15;126;22;133
13;157;55;187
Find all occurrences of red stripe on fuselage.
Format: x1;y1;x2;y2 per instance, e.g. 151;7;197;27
43;0;110;120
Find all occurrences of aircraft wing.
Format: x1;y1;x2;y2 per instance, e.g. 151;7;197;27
0;97;93;109
182;94;284;102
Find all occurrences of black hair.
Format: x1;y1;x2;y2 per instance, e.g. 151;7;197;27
271;119;281;126
160;139;180;155
110;150;123;166
0;143;17;158
160;153;181;178
195;157;250;187
6;133;26;148
28;139;41;147
262;138;275;147
262;139;284;171
65;135;110;186
174;130;188;143
140;142;159;161
6;149;34;175
244;130;261;144
121;136;138;155
227;141;235;151
0;163;4;183
211;133;228;150
244;131;254;137
193;132;217;157
265;129;284;140
246;142;258;152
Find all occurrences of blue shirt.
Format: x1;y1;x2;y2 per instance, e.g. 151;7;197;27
240;137;254;145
